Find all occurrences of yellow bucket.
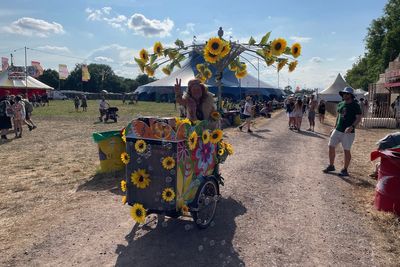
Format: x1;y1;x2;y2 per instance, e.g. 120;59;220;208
93;131;126;173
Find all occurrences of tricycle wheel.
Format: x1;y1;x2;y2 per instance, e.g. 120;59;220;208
191;179;218;229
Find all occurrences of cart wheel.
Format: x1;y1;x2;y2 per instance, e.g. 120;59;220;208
191;179;218;229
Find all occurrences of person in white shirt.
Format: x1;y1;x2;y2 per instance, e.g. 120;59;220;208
99;96;109;122
238;96;254;133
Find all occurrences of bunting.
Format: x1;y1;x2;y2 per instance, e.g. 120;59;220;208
59;64;69;80
82;64;90;82
2;57;9;71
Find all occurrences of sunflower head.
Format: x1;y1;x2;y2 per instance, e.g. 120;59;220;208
131;169;151;189
196;64;205;73
135;139;147;153
130;203;146;224
145;66;155;77
203;48;219;64
121;152;130;165
225;143;234;155
153;42;163;56
203;68;212;79
277;59;288;72
263;49;272;58
219;42;231;58
121;180;127;192
228;62;238;71
210;129;223;144
235;70;248;79
289;61;298;72
122;195;127;205
188;131;198;150
202;130;210;144
271;38;287;56
266;58;275;66
162;66;171;76
162;156;175;170
162;187;175;202
291;43;301;58
139;49;149;63
206;37;224;55
218;148;225;156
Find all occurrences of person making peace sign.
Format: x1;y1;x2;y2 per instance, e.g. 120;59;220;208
174;78;216;121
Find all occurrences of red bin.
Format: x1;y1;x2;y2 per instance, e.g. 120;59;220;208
371;147;400;215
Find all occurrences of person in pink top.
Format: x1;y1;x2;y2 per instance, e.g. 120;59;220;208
12;95;26;138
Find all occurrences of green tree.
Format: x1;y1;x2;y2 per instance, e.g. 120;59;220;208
37;69;59;89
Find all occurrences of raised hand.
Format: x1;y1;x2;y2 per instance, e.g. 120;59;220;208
174;78;182;96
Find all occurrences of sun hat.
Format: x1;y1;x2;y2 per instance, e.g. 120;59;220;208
339;87;355;97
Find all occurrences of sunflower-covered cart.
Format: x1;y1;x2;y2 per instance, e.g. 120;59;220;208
120;115;233;229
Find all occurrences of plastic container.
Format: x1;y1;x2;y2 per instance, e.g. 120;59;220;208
92;131;126;173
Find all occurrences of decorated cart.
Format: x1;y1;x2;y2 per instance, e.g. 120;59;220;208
120;115;233;228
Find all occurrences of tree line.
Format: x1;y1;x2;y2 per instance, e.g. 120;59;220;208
345;0;400;90
37;63;156;93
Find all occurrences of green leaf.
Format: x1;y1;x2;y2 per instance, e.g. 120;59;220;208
134;57;145;72
151;63;159;70
249;36;256;45
149;54;157;65
259;32;271;45
256;49;265;58
284;46;291;55
175;39;185;48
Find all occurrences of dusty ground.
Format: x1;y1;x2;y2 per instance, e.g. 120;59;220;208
0;111;399;266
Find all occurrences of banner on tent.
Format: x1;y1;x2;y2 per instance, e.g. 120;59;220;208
2;57;9;71
82;64;90;82
59;64;69;80
8;66;25;80
31;61;44;77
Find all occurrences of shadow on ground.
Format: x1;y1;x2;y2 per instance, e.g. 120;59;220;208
115;197;246;267
77;170;124;195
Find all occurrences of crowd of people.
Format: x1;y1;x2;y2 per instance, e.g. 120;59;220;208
0;92;38;140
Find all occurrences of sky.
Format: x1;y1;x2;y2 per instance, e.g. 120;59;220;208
0;0;388;89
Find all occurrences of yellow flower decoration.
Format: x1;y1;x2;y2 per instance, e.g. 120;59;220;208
210;129;223;144
289;61;298;72
130;203;146;224
121;180;127;192
271;38;287;56
266;58;275;66
206;37;224;55
203;68;212;79
182;205;189;213
278;59;288;72
235;70;247;79
175;117;191;128
196;63;205;73
202;130;210;144
219;42;231;58
131;169;151;189
188;131;198;150
121;152;130;165
145;66;155;77
122;195;127;205
225;143;234;155
135;139;147;153
162;67;171;76
218;148;225;156
204;48;219;64
291;43;301;58
228;62;237;71
162;156;175;170
211;111;221;121
264;49;272;58
139;49;149;63
153;42;163;56
162;187;176;202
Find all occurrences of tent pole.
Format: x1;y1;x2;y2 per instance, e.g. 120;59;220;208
24;46;28;95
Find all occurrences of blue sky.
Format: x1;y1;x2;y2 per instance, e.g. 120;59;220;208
0;0;388;89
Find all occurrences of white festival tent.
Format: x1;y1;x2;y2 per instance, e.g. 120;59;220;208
319;73;350;102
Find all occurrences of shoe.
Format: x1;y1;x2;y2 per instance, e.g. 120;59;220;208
32;125;37;130
307;128;312;131
28;125;33;131
323;165;335;173
338;169;349;177
247;129;253;133
238;126;243;131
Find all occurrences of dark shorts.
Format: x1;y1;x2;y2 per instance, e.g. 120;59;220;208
308;111;316;119
26;113;30;120
241;114;251;120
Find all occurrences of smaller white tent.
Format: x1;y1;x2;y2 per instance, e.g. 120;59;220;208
319;73;350;102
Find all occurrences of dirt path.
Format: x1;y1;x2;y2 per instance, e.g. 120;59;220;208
0;112;393;266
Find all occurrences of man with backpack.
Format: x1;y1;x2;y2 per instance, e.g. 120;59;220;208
22;95;36;131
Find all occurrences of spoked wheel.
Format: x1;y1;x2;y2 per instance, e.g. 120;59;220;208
191;179;218;229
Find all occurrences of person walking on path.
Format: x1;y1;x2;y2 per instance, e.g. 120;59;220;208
323;87;362;176
0;94;12;140
74;96;80;112
99;96;110;122
293;97;303;131
307;94;318;131
81;94;88;112
391;95;400;128
21;95;36;131
238;96;254;133
318;100;326;124
11;95;26;138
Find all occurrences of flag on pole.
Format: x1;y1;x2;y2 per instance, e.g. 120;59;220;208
59;64;69;80
82;64;90;82
31;61;44;77
2;57;9;71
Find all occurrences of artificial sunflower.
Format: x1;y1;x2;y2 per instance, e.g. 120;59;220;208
196;63;205;73
153;42;163;56
162;156;175;170
202;130;210;144
162;187;176;202
210;129;223;144
121;135;126;143
145;66;155;77
264;49;272;58
162;67;171;76
196;74;207;83
122;195;127;205
131;169;151;189
121;152;130;165
277;59;288;72
210;111;221;121
225;143;234;155
203;68;212;79
130;203;146;224
271;38;287;56
203;48;219;64
206;37;224;55
121;180;127;192
291;43;301;58
266;58;275;66
289;61;298;72
175;117;191;128
139;49;149;63
228;62;238;71
181;205;189;213
135;139;147;153
218;148;225;156
219;42;231;58
188;131;198;150
235;70;248;79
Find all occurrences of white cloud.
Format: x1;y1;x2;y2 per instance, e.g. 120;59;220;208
102;7;112;15
348;56;357;61
290;36;312;43
37;45;70;52
86;7;127;30
309;57;323;63
127;13;174;37
2;17;64;37
180;22;195;35
94;56;114;62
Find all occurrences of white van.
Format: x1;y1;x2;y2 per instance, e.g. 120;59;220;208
48;91;68;100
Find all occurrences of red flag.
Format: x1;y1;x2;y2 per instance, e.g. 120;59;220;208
2;57;9;71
